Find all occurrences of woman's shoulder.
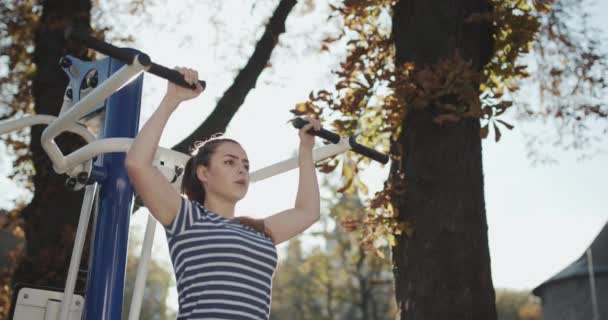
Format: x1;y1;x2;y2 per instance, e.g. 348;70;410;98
164;197;209;236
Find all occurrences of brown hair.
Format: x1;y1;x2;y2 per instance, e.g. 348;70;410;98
181;136;275;243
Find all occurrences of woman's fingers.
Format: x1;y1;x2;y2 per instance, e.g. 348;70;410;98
301;122;322;135
174;67;201;87
189;69;196;85
185;69;193;85
302;116;321;131
300;123;313;137
175;67;188;84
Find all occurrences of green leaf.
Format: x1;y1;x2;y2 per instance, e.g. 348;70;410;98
355;176;369;195
388;234;396;246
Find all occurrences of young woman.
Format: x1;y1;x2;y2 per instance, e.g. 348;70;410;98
125;67;321;320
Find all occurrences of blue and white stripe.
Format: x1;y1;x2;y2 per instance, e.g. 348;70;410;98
165;197;278;320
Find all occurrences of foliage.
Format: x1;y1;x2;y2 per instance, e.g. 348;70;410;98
0;207;25;319
122;229;176;320
291;0;607;251
519;0;608;161
0;0;40;192
495;289;542;320
0;206;26;318
271;182;397;319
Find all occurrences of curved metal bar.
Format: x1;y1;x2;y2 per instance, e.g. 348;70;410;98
0;115;95;142
41;59;148;174
0;115;97;176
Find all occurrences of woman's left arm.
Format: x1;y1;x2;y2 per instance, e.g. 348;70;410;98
263;117;321;245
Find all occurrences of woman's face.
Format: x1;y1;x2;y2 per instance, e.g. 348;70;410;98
197;142;250;202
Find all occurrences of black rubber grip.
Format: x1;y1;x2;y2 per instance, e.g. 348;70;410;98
291;117;340;144
348;136;389;164
65;28;206;91
148;63;206;91
65;28;134;64
291;117;389;164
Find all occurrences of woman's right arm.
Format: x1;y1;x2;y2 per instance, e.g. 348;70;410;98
125;68;203;226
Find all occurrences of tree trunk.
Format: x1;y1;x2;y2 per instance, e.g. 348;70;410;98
390;1;496;319
12;0;93;291
356;249;370;319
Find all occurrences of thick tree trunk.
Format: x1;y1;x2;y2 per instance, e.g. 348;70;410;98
12;0;92;291
390;1;496;319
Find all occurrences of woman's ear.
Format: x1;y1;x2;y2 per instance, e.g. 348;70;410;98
196;165;208;183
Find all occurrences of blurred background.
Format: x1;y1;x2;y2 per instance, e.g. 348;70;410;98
1;0;606;319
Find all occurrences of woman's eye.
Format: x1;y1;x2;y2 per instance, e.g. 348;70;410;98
225;159;248;170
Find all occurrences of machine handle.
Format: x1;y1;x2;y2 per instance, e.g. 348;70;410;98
291;117;389;164
65;28;206;91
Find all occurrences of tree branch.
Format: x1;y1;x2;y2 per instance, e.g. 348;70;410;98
172;0;297;153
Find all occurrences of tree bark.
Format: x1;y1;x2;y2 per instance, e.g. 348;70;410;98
172;0;297;153
390;1;496;319
12;0;93;291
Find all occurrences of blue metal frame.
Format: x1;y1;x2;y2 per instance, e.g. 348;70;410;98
62;55;111;119
82;50;143;320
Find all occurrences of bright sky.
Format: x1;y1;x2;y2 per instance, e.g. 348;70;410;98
0;1;606;311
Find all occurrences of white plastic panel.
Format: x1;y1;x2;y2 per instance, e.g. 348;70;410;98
12;287;83;320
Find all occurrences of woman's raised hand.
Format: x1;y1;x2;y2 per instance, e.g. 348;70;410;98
165;67;204;103
298;115;322;150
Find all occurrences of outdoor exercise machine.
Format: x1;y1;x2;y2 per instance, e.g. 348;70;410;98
0;29;388;320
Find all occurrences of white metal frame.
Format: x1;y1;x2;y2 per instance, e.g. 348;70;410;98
0;55;357;320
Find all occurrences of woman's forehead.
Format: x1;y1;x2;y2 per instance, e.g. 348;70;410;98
216;142;248;159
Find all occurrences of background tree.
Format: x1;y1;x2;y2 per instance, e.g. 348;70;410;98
121;227;176;320
271;237;327;320
495;289;541;320
295;0;606;319
1;0;96;294
1;0;605;318
271;178;397;320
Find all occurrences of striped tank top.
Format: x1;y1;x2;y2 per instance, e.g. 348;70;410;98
164;197;278;319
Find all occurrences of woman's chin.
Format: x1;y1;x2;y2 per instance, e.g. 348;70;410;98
231;190;248;201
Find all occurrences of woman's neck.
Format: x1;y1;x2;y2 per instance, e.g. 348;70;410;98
204;196;236;219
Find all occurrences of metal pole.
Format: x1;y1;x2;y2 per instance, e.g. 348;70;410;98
59;183;97;320
82;51;143;320
127;214;157;320
587;248;600;320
